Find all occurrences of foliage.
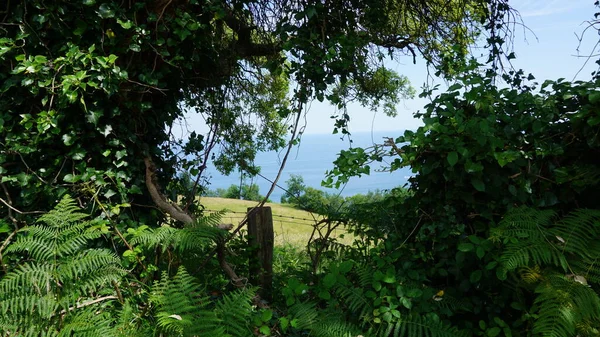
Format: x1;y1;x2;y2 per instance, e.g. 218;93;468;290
321;58;600;336
281;174;400;218
492;207;600;337
0;0;499;229
0;0;535;336
150;267;256;337
280;174;307;204
204;183;267;201
0;195;126;335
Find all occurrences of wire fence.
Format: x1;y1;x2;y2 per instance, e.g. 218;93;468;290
203;208;353;247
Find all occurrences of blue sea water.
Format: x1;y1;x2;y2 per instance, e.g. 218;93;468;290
203;131;413;202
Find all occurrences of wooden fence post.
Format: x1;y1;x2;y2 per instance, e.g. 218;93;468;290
247;206;274;302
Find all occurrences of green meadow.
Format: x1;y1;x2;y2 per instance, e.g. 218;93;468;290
199;197;352;247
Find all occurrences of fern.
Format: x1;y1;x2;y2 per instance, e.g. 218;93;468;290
0;195;126;336
131;211;226;253
214;288;255;337
494;207;600;274
289;302;366;337
376;314;468;337
496;207;600;337
150;266;224;337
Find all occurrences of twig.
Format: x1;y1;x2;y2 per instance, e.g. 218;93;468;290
57;296;118;315
0;196;44;215
112;280;124;304
17;153;47;184
0;229;18;273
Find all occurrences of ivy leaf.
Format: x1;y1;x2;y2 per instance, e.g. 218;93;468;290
471;178;485;191
129;44;141;52
470;270;482;283
338;260;353;273
86;110;103;125
74;20;88;36
458;243;474;252
487;327;502;337
104;189;117;198
323;273;337;288
476;246;485;259
97;4;115;18
62;134;74;146
447;151;458;167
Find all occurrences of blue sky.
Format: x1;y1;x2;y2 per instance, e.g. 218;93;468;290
302;0;600;134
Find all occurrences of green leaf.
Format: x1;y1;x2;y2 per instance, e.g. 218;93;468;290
259;325;270;336
447;151;458;167
318;290;331;300
117;19;133;29
470;270;482;283
400;297;412;309
323;273;337;288
471;178;485;191
487;327;501;337
279;317;289;331
458;243;475;252
261;309;273;322
129;44;141;52
496;267;507;281
338;260;353;273
448;83;463;91
63;174;78;183
0;221;12;234
476;246;485;259
97;4;115;18
74;20;88;36
104;189;117;198
62;134;74;146
589;91;600;103
406;288;423;298
383;268;396;283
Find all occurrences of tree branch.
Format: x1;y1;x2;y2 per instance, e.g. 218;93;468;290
144;156;194;225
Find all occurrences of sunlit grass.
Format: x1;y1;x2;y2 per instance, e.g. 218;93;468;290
199;197;353;247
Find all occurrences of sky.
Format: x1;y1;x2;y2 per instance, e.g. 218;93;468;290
183;0;600;135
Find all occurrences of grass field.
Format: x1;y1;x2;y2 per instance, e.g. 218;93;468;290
199;197;352;246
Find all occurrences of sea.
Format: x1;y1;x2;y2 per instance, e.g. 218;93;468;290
202;131;413;202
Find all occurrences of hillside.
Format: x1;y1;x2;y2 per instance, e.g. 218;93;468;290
199;197;351;246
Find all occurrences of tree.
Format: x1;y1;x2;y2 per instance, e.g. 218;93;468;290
0;0;514;286
280;174;306;204
223;183;264;201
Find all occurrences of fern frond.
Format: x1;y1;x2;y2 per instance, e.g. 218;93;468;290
131;211;227;253
551;209;600;259
0;195;125;335
491;207;556;241
310;315;366;337
500;240;567;270
336;285;373;319
288;302;320;330
376;314;468;337
59;308;115;337
214;288;255;337
355;263;375;287
151;267;224;337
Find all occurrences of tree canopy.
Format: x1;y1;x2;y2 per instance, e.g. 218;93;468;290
0;0;512;227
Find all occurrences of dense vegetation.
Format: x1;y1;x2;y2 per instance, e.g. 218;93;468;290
1;0;600;336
